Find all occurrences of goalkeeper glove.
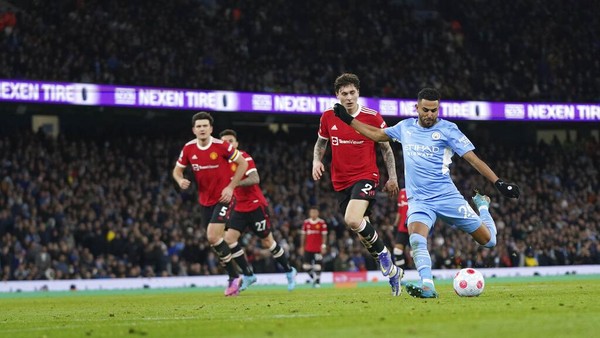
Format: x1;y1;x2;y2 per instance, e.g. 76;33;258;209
333;103;354;125
494;179;520;199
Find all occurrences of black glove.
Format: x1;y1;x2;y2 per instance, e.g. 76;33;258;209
494;179;520;199
333;103;354;125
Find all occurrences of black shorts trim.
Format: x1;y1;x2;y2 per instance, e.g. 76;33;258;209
336;179;378;216
199;202;230;228
227;205;272;239
394;230;410;247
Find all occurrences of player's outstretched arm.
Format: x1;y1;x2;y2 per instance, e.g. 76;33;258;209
333;104;390;142
378;142;399;197
312;137;328;180
462;151;520;199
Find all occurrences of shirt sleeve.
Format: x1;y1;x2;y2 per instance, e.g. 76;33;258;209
318;112;329;139
244;153;257;176
224;143;240;161
446;123;475;156
176;148;188;167
384;121;403;143
374;112;387;128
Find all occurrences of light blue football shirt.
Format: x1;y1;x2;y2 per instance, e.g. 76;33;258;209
384;118;475;201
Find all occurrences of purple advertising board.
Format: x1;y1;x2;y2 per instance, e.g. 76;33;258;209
1;79;599;121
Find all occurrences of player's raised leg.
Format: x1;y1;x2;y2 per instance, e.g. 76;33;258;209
471;192;497;248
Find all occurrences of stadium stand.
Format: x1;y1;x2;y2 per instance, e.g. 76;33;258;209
1;0;599;102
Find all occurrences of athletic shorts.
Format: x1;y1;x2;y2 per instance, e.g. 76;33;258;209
407;192;482;234
303;251;323;265
394;230;410;247
227;205;272;239
199;202;230;228
335;179;377;216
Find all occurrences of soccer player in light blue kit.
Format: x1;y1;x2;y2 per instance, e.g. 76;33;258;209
332;88;520;298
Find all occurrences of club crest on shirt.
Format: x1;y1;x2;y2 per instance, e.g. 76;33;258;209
210;152;218;160
431;132;441;140
230;163;237;172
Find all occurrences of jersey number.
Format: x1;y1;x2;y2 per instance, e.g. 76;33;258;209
361;184;373;194
219;207;228;217
458;203;475;219
255;220;266;231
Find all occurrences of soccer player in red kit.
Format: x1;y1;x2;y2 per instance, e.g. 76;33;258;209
300;206;328;287
393;187;410;270
172;112;250;297
219;129;297;292
312;73;403;296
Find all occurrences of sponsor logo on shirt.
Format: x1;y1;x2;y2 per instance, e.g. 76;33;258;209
331;136;365;146
191;164;219;171
404;144;440;158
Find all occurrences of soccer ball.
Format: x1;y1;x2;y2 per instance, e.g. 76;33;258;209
453;268;485;297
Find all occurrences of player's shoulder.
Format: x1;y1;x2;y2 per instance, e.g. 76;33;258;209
210;137;234;150
239;149;253;160
211;137;226;145
321;108;335;118
400;118;417;126
359;105;379;116
184;138;197;147
436;118;459;129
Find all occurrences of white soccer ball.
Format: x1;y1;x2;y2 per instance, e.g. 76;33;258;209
453;268;485;297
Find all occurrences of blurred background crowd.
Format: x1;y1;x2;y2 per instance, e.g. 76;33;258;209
1;0;599;102
0;124;598;281
0;0;599;281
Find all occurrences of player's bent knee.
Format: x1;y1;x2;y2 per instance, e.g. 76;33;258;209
223;233;237;245
261;237;274;248
302;264;312;270
344;217;362;230
313;264;322;271
206;234;221;245
484;236;497;248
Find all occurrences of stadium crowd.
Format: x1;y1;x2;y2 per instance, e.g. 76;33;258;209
1;0;599;102
0;126;598;281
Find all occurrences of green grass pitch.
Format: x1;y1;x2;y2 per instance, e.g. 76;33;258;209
1;275;598;338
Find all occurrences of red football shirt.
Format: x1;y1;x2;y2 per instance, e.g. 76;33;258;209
229;150;268;212
318;105;386;191
397;188;409;233
302;217;328;253
176;137;240;206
